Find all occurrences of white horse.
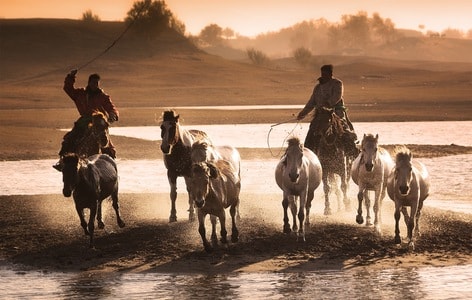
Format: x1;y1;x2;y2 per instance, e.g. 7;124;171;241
387;146;430;251
275;137;322;242
351;134;394;235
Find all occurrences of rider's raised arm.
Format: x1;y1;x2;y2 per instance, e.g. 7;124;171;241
63;71;83;101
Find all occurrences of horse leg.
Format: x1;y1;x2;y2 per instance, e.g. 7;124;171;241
407;205;418;251
198;211;211;252
297;193;307;242
184;176;195;222
112;190;125;228
394;204;402;245
230;203;239;243
415;201;424;238
218;208;228;245
356;184;365;224
88;204;97;248
97;199;105;229
282;195;291;234
289;196;298;233
210;215;218;246
75;203;89;236
305;189;314;228
168;173;178;223
323;175;332;215
373;188;382;235
364;190;372;226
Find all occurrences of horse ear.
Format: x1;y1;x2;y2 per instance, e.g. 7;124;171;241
207;163;219;179
375;134;379;141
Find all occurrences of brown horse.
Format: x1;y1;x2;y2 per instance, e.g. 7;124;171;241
313;107;355;215
159;110;212;222
74;111;111;158
61;153;125;247
189;159;241;252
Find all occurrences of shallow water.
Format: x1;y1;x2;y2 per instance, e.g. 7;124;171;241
1;265;471;299
1;120;471;299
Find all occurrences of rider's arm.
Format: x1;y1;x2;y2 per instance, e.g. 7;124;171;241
297;86;317;120
63;71;81;101
101;94;119;122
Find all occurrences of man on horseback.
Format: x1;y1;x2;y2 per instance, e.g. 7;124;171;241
53;69;119;171
296;64;358;158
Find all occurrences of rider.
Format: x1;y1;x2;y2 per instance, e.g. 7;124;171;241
296;64;358;157
53;69;119;171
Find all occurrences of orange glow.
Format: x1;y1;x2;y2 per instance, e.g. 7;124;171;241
0;0;471;36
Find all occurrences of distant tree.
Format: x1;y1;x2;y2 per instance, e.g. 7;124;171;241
199;24;224;46
81;9;101;22
125;0;185;37
293;47;312;67
222;27;236;39
246;48;269;65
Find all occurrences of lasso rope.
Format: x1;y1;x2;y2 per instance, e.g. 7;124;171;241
266;117;300;157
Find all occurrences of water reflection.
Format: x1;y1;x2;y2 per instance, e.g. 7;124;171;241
2;265;470;299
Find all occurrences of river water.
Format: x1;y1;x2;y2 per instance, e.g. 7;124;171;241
0;121;471;299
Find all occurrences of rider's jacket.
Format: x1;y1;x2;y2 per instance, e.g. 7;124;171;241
63;73;119;120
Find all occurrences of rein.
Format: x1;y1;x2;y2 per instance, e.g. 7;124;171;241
267;118;300;158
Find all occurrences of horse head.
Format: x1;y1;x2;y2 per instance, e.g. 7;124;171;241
394;147;413;195
61;153;80;197
315;107;344;146
160;110;180;154
360;133;379;172
283;137;304;183
90;112;110;148
190;162;219;208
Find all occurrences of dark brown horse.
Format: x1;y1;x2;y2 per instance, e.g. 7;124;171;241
159;110;212;222
74;111;111;158
61;153;125;247
313;107;356;215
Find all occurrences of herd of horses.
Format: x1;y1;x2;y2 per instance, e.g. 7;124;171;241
58;109;430;252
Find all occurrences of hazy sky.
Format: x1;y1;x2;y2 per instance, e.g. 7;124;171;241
1;0;471;36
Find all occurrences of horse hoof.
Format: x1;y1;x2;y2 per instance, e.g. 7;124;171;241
169;216;177;223
283;225;291;234
324;208;332;215
118;220;126;228
231;235;239;243
189;214;196;222
356;215;364;224
98;222;105;229
394;236;401;244
408;242;415;251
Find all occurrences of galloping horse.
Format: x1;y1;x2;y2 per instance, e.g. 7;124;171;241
61;153;125;247
387;146;430;250
275;137;322;241
313;107;354;215
74;111;111;158
351;134;394;235
189;159;241;252
159;110;212;222
191;140;241;219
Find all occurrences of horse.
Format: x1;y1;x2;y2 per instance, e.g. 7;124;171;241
351;134;394;235
188;159;241;252
74;111;111;158
191;140;241;219
387;146;430;250
313;107;355;215
159;110;212;222
275;137;322;241
61;153;125;247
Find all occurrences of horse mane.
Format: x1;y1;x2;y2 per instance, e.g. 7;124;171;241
287;136;302;148
162;110;179;122
394;145;412;163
